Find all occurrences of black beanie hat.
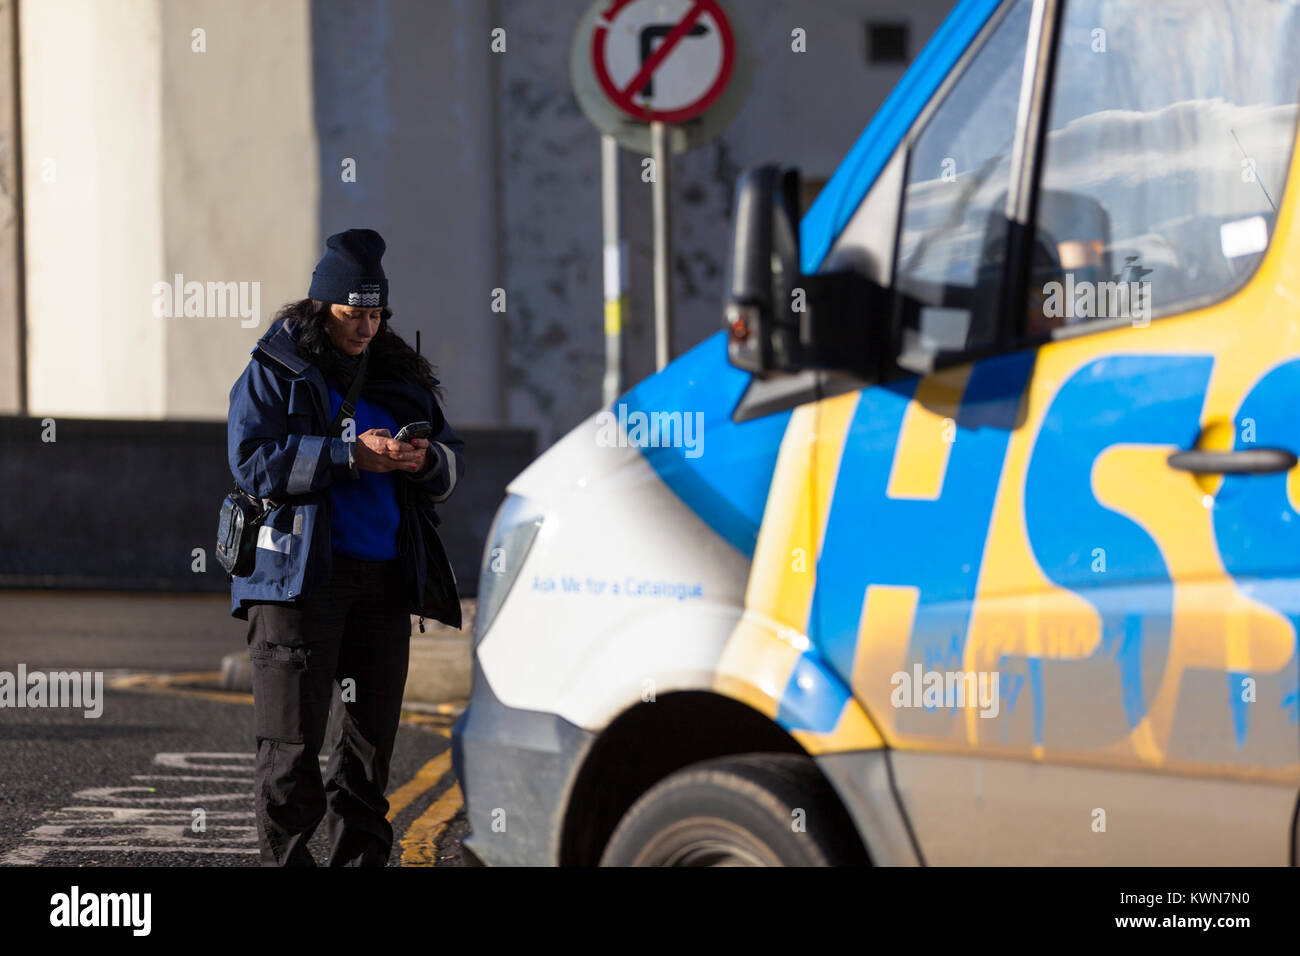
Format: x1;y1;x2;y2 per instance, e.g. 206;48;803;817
308;228;389;307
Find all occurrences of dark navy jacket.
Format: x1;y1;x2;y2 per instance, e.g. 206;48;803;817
226;317;465;627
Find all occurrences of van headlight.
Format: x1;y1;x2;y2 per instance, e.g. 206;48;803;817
473;494;545;645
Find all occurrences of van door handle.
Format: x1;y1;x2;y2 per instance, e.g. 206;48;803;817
1167;448;1297;475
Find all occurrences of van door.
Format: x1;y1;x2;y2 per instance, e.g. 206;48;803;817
814;0;1300;863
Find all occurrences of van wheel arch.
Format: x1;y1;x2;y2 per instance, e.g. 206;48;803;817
558;691;869;866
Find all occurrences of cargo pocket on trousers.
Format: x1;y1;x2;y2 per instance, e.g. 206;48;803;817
248;642;310;744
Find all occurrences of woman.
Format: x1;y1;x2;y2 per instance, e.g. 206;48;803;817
226;228;464;866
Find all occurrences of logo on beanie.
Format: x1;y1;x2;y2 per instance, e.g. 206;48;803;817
348;283;382;307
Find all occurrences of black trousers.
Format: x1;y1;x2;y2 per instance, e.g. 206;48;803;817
246;552;411;866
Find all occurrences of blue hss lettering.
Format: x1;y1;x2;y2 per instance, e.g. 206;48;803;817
1021;354;1213;748
812;350;1300;754
811;351;1035;697
1213;359;1300;738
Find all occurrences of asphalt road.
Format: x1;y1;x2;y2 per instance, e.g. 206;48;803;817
0;591;247;674
0;591;468;867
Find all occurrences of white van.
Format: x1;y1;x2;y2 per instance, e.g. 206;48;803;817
453;0;1300;865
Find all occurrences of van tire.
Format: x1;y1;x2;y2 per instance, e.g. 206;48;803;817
598;753;866;866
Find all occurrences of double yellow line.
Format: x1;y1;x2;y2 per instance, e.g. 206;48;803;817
387;748;463;866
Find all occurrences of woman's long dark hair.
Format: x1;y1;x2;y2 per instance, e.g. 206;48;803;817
272;298;444;403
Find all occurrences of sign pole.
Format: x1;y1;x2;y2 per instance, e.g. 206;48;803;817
574;0;750;376
650;120;673;371
601;134;625;406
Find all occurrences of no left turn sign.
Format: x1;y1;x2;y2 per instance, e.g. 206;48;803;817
591;0;736;124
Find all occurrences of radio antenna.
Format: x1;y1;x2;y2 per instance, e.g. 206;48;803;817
1231;128;1276;212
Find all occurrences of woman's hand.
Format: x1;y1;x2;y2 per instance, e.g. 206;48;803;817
354;428;427;473
408;438;435;475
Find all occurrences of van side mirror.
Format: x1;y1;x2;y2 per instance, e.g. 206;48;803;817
723;165;889;382
723;166;799;373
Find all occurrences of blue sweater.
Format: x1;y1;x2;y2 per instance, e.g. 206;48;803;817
327;385;401;561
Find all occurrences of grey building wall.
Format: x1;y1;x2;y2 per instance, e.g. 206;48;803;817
10;0;951;441
158;0;321;421
3;0;954;593
310;0;504;428
495;0;952;446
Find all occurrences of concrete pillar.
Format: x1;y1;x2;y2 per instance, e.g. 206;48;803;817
0;0;21;414
18;0;320;421
20;0;166;417
158;0;320;419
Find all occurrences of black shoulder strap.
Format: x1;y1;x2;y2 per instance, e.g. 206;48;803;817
330;349;369;437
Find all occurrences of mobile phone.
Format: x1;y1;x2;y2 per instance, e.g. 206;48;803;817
394;421;433;443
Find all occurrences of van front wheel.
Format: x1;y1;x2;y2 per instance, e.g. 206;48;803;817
598;753;866;866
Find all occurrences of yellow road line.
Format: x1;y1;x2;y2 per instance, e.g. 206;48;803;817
107;672;255;706
165;670;228;685
400;778;463;867
109;672;453;741
397;711;458;729
387;750;451;823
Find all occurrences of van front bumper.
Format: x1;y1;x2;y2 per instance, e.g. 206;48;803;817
451;657;594;866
